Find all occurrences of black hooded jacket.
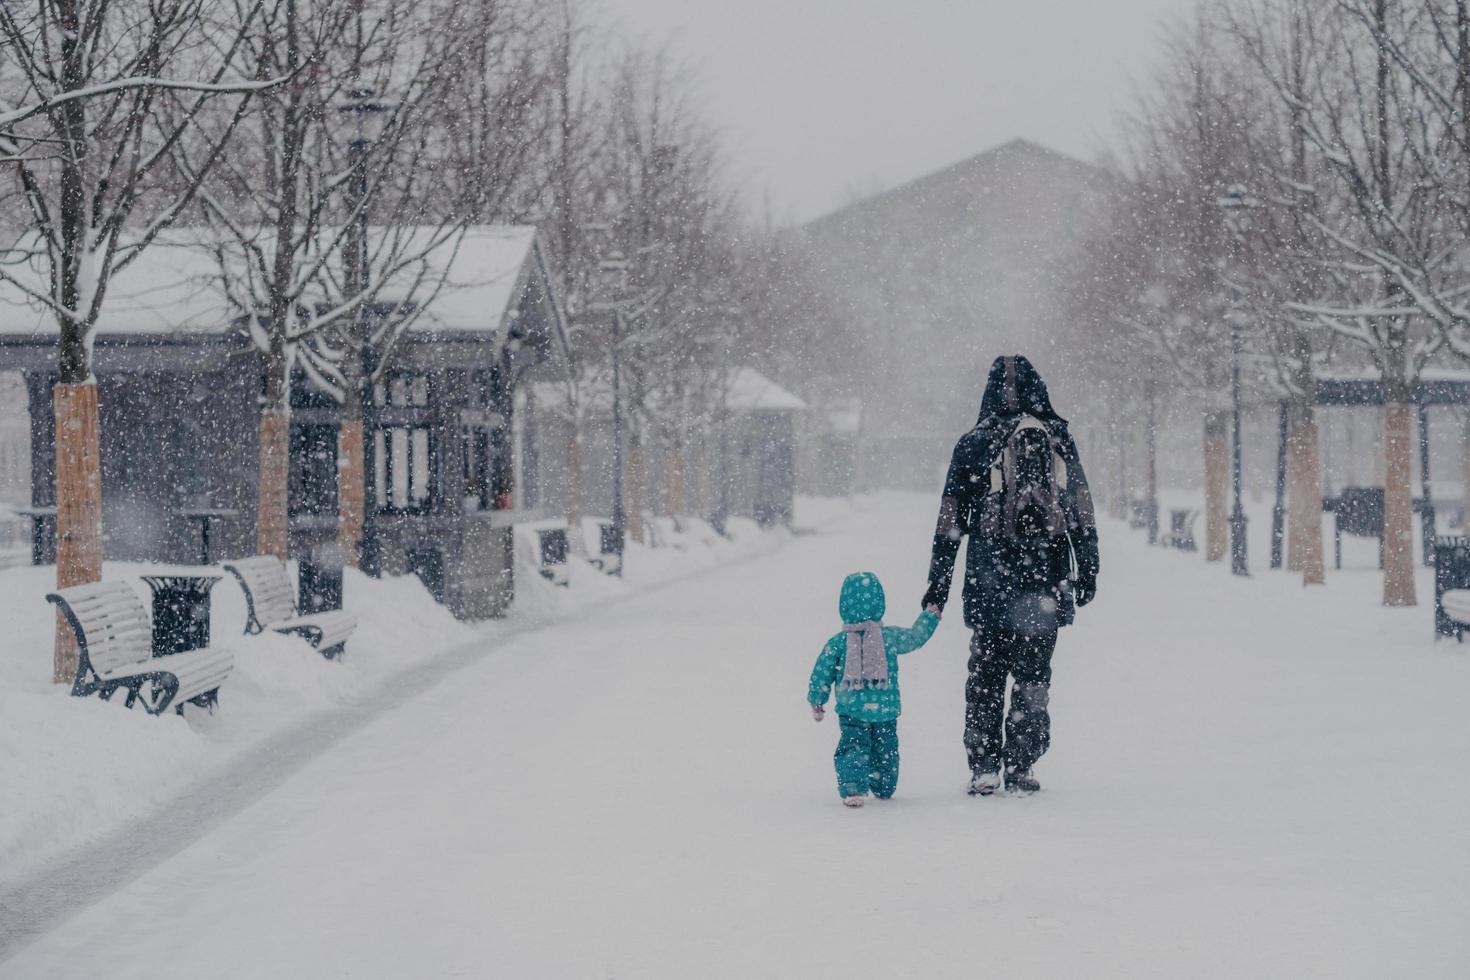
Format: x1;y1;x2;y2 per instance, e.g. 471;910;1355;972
923;356;1100;632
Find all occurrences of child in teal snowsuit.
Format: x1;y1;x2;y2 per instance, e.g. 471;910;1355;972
809;572;940;806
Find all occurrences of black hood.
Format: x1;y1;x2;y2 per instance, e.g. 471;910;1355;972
978;355;1063;424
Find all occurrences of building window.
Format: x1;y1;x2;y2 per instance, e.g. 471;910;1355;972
375;373;429;408
375;425;433;514
462;420;511;511
290;423;339;516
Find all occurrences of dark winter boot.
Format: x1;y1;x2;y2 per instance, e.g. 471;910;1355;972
967;770;1001;796
1004;766;1040;795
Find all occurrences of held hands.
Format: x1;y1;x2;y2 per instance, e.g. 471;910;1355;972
920;583;946;611
924;603;942;619
811;704;825;722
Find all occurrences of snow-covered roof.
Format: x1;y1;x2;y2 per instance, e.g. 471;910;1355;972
823;397;862;434
724;368;807;412
532;367;807;416
1317;367;1470;383
0;225;543;338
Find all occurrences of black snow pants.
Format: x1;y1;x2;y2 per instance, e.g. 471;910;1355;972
965;628;1057;775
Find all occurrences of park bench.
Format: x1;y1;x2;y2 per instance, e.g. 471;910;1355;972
47;580;235;714
223;556;357;659
1433;536;1470;640
1161;508;1199;551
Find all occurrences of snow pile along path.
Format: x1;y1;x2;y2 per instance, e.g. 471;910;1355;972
0;513;794;912
3;493;1468;977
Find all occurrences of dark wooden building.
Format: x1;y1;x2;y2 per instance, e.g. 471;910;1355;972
0;226;569;619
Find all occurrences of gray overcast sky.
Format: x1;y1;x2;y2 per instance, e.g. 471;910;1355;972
601;0;1194;224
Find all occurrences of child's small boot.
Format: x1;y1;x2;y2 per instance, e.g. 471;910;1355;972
841;794;866;808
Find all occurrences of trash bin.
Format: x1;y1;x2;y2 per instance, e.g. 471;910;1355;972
141;575;221;657
597;521;623;576
299;543;346;614
406;546;445;603
537;527;570;586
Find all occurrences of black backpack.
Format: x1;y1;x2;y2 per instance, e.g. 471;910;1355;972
981;415;1068;549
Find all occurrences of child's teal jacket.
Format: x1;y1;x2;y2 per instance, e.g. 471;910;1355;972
808;572;939;724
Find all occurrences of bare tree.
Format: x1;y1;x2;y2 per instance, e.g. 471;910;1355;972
0;0;281;681
176;0;545;565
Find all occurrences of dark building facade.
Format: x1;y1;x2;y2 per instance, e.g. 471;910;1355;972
0;226;569;620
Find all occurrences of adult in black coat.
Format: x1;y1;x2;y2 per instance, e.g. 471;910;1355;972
923;355;1100;795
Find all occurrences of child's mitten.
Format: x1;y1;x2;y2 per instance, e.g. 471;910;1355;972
811;704;825;722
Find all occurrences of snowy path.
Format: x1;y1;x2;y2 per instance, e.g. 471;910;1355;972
4;494;1468;978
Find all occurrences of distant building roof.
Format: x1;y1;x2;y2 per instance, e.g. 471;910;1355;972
0;225;544;338
822;397;862;434
725;368;807;412
534;367;806;416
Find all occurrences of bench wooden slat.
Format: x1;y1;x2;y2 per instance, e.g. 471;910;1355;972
224;556;297;629
48;580;235;713
1442;590;1470;624
224;556;357;657
49;580;154;676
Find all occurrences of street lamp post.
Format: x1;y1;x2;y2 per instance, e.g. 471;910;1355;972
1218;184;1254;578
599;251;629;574
340;89;389;577
1229;309;1249;576
1145;378;1159;546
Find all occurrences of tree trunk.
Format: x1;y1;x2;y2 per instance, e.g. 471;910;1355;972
338;419;365;567
1461;412;1470;526
625;433;645;544
565;423;586;556
257;408;291;559
1287;405;1325;585
667;431;687;523
1383;401;1417;606
53;381;104;684
1204;411;1229;562
1107;403;1126;520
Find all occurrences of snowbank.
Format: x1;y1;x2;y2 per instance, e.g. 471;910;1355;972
0;559;478;880
0;503;848;881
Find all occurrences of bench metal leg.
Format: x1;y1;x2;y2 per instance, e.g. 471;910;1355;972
178;688;219;715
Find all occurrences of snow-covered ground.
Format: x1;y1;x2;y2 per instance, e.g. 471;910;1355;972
0;513;793;887
3;493;1468;977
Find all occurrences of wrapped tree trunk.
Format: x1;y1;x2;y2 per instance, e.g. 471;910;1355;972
337;418;365;567
1461;412;1470;526
1109;431;1127;521
53;381;104;684
565;424;586;556
257;409;291;559
625;430;645;545
667;429;687;523
257;331;292;560
1287;405;1325;584
1383;401;1417;606
1204;411;1230;562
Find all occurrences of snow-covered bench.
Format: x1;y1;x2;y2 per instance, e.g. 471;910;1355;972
1163;508;1199;551
47;580;235;714
1434;536;1470;640
223;556;357;659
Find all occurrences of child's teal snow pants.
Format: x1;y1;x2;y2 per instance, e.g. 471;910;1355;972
835;717;900;799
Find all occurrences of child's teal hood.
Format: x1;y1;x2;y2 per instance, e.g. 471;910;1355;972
839;572;886;624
